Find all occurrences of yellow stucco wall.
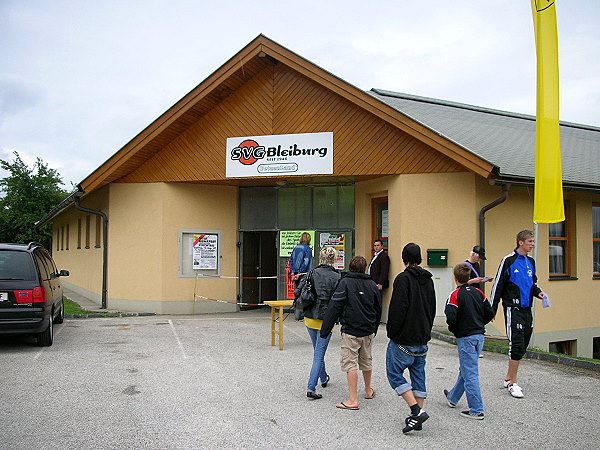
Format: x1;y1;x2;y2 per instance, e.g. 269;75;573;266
107;182;238;314
52;176;600;356
356;175;600;357
51;187;108;302
356;173;477;300
161;183;239;313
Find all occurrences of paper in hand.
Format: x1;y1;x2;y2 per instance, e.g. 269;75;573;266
542;294;551;308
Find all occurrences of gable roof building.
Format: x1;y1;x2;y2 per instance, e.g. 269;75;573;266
42;35;600;359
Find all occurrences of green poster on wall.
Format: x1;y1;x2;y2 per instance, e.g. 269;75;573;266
279;230;315;257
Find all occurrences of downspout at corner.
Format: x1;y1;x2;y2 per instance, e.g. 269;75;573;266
479;182;510;275
73;191;109;309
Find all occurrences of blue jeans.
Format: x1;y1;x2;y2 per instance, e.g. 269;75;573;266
306;327;332;392
447;334;485;414
386;341;428;398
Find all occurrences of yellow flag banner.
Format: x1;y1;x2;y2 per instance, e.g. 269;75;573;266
531;0;564;223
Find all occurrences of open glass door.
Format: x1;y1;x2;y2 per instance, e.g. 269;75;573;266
240;231;278;309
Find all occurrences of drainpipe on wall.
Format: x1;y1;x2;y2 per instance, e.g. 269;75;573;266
479;182;510;276
74;194;109;309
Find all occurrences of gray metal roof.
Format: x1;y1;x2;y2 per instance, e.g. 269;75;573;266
369;89;600;189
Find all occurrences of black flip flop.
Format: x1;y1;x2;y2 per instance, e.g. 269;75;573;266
336;402;359;410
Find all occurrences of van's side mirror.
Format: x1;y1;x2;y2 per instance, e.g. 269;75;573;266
59;270;70;277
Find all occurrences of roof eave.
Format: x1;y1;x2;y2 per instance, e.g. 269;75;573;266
35;189;82;228
79;35;497;193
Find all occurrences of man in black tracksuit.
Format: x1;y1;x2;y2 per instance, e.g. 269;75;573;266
490;230;546;399
385;243;436;434
321;256;382;411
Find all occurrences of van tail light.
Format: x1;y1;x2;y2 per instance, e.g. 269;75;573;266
32;287;46;303
14;288;46;303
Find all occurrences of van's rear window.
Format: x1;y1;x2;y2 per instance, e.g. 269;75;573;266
0;251;36;281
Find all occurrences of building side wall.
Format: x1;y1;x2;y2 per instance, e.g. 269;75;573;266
105;183;239;314
356;172;478;322
107;183;165;307
161;183;238;314
474;184;600;358
50;187;109;303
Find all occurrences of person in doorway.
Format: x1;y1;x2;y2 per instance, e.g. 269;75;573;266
295;246;341;400
490;230;547;399
320;256;382;411
386;243;436;434
290;232;313;286
465;245;488;291
444;263;495;419
368;239;390;294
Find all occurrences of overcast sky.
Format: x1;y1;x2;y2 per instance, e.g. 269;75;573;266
1;0;599;188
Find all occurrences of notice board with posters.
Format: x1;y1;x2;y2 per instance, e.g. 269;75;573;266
319;233;346;270
179;229;221;278
193;234;218;270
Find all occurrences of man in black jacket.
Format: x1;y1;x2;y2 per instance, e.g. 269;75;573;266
368;239;390;293
321;256;381;411
386;243;436;434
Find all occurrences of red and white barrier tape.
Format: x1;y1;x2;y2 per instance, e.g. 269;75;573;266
196;273;307;280
194;294;294;307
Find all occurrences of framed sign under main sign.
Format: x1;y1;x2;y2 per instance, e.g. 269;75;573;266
226;132;333;178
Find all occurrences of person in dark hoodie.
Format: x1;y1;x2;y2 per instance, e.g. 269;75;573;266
386;243;436;434
320;255;382;411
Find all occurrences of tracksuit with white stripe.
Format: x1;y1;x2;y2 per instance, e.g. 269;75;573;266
490;249;542;360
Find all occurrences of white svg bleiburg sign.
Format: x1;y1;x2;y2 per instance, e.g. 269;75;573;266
226;132;333;178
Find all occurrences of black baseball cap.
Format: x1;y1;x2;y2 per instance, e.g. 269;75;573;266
472;245;486;260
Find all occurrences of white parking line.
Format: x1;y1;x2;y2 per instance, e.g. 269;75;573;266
168;319;188;360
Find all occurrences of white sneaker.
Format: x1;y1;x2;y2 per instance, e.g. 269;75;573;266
508;383;524;398
503;379;511;388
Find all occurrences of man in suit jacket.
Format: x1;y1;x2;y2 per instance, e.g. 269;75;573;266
368;239;390;292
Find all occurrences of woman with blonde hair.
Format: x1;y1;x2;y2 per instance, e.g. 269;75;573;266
296;246;341;399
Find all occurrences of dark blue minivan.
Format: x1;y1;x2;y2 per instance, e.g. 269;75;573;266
0;242;69;346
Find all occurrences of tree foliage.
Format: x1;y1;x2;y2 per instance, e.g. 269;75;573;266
0;152;69;249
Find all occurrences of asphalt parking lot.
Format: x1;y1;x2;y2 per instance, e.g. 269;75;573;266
1;310;599;449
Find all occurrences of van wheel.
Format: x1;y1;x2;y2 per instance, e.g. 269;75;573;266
54;299;65;324
37;315;53;346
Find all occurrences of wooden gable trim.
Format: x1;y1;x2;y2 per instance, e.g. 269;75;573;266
80;36;268;192
79;35;495;193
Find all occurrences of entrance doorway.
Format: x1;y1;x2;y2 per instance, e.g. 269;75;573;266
239;184;355;309
372;196;389;250
240;231;278;309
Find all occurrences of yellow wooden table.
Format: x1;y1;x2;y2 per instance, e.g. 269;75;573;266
264;300;294;350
